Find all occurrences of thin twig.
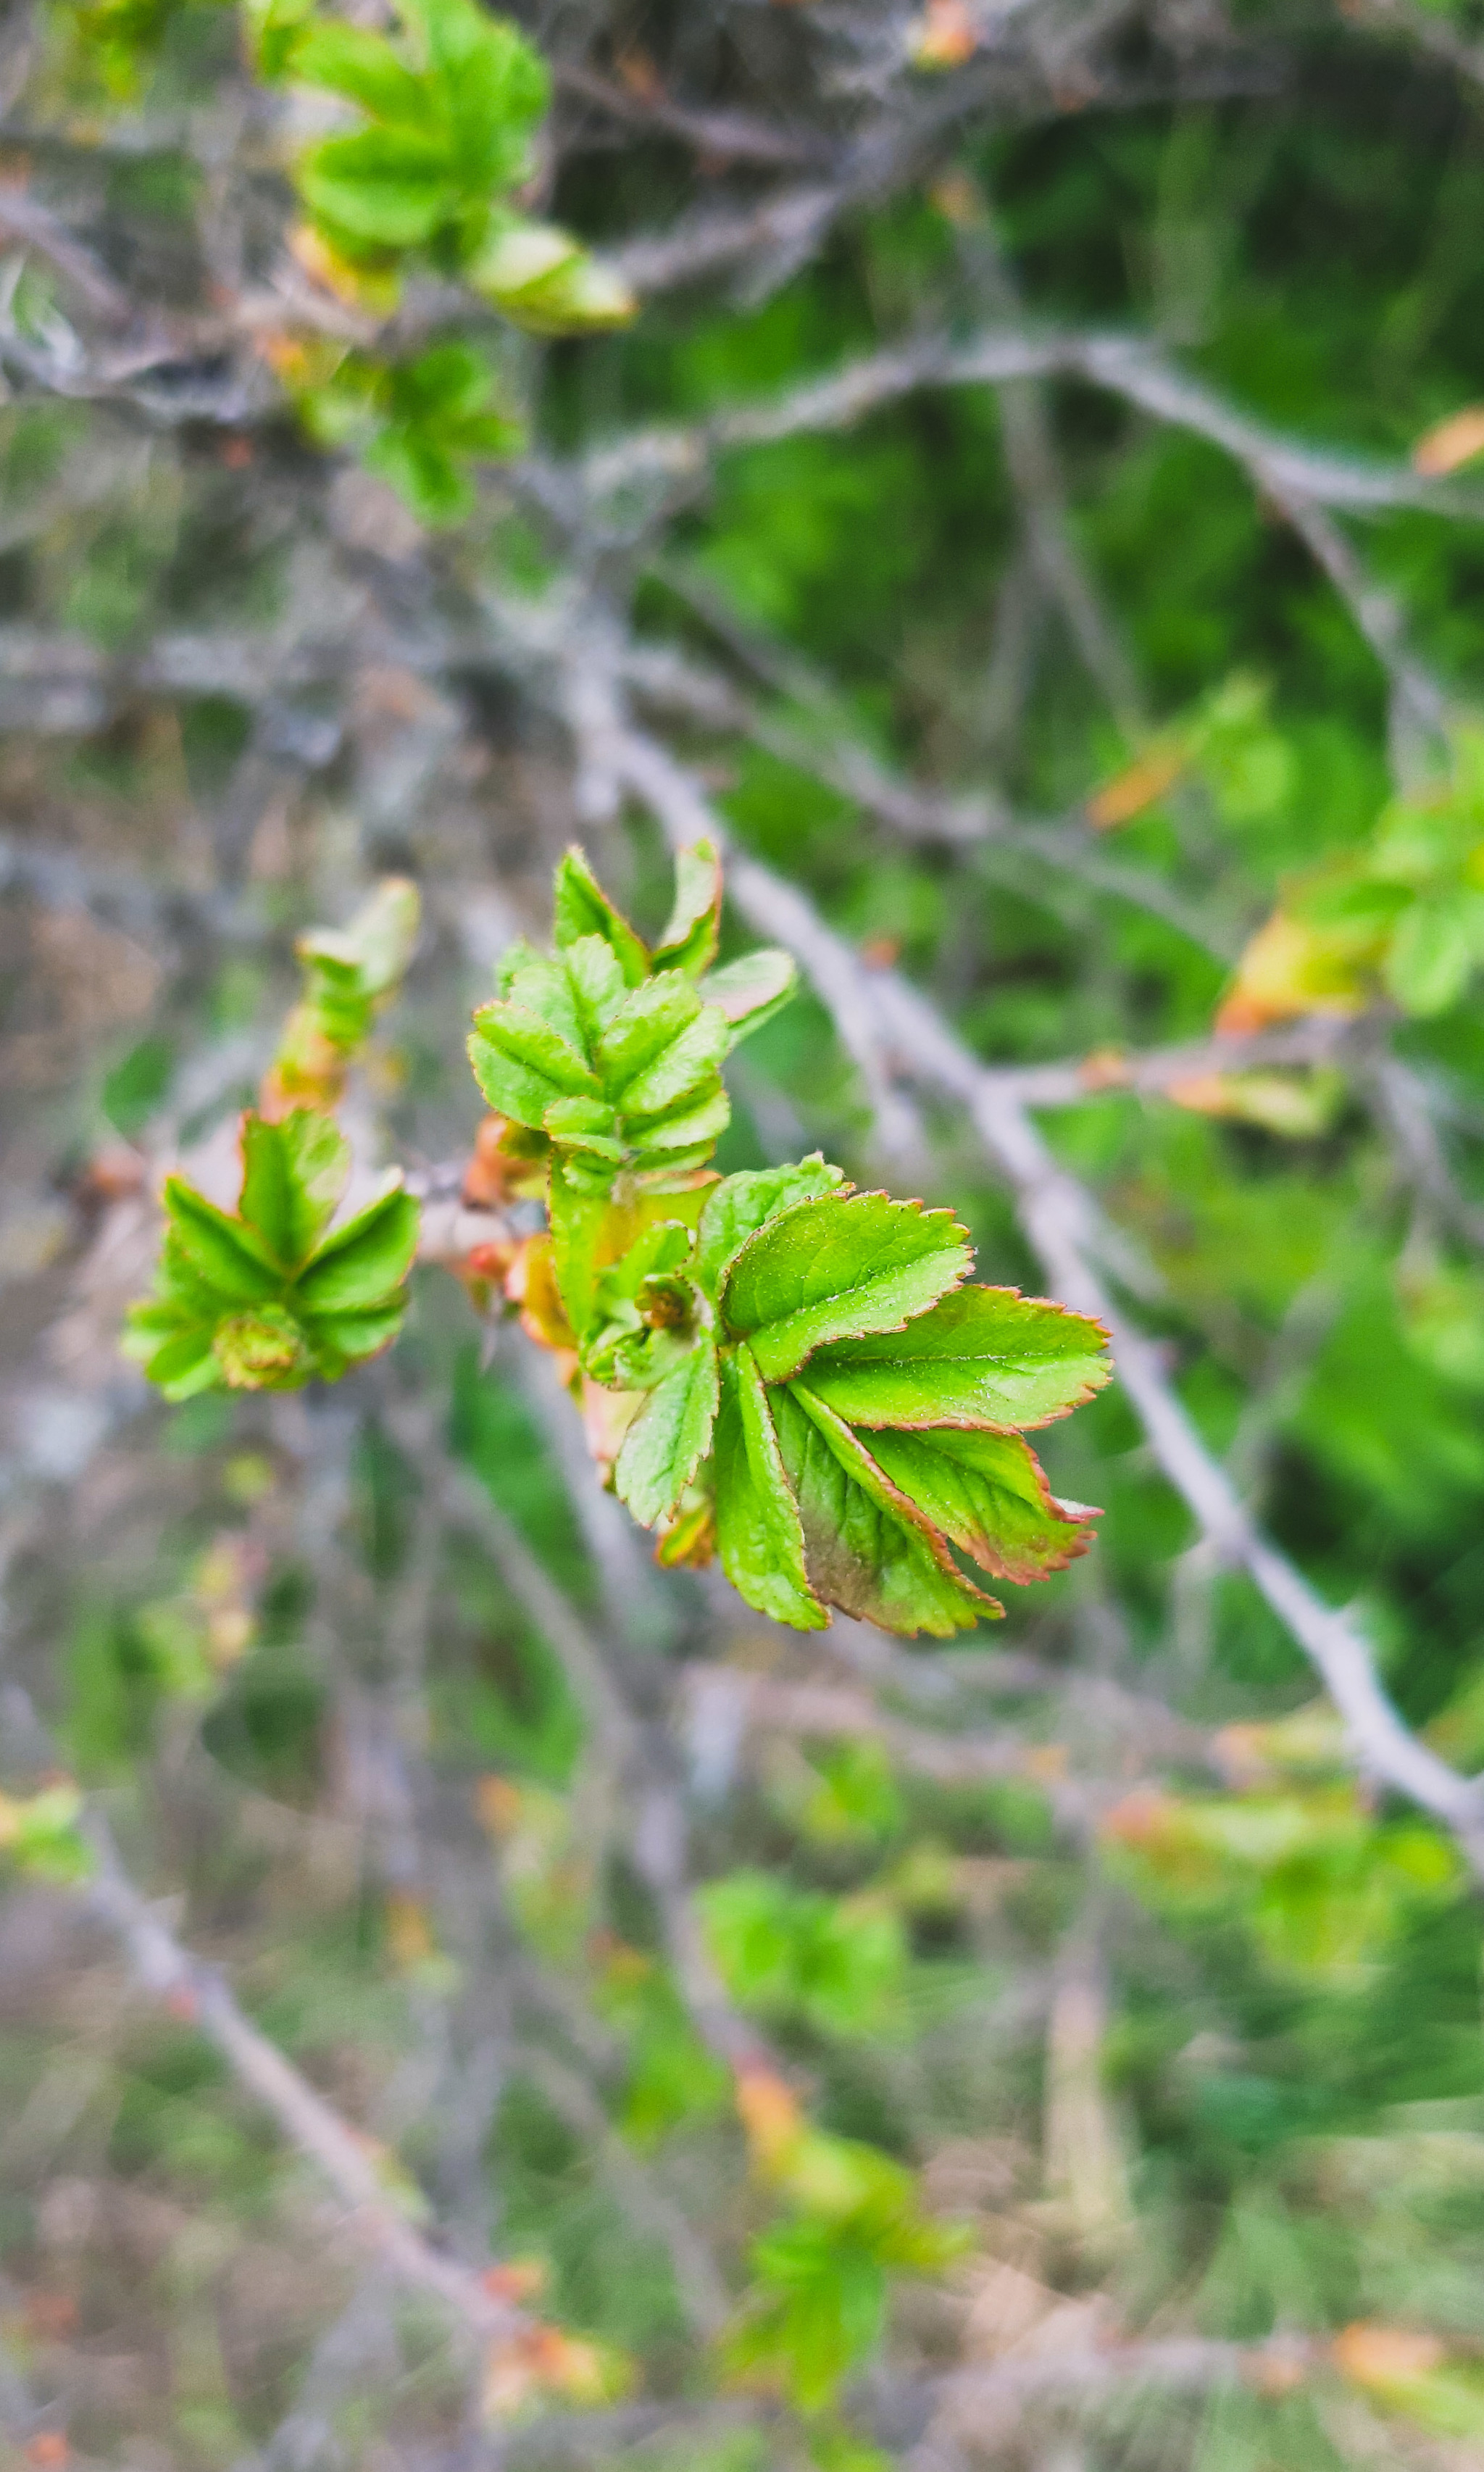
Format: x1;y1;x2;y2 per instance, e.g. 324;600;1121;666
580;326;1484;521
78;1807;527;2342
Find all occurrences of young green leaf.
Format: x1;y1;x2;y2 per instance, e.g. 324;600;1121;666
469;222;635;333
240;1110;350;1269
614;1337;720;1526
467;1000;601;1123
293;1181;420;1313
299;1299;410;1374
267;875;421;1111
564;934;628;1043
622;1083;731;1161
542;1096;623;1161
596;977;728;1115
299;128;454;249
714;1347;827;1631
163;1181;287;1304
721;1191;972;1383
129;1117;420;1401
699;1871;906;2038
548;1157;612;1338
798;1285;1111;1431
694;1159;847;1297
699;948;798;1038
285;20;434;127
774;1383;992;1636
729;2222;888;2413
122;1314;220;1402
1383;895;1481;1016
334;875;422;999
844;1424;1098;1582
653;839;722;977
551;846;650;986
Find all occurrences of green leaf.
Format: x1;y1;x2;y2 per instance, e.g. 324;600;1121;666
549;1156;611;1338
714;1347;826;1630
721;1191;972;1384
155;1225;238;1318
364;428;472;526
598;977;730;1115
239;1110;350;1270
124;1316;220;1402
775;1383;991;1636
654;839;722;976
163;1181;286;1305
246;0;314;80
731;2223;888;2412
294;1183;420;1312
798;1285;1111;1431
406;0;549;125
694;1158;848;1295
287;20;435;125
496;956;595;1057
1383;894;1480;1015
467;1000;601;1123
564;934;628;1044
468;222;635;333
339;876;421;997
543;1096;623;1160
299;130;454;247
614;1337;720;1526
850;1424;1097;1581
595;1218;695;1310
699;948;798;1038
625;1082;732;1160
300;1299;409;1373
551;847;650;986
699;1872;904;2037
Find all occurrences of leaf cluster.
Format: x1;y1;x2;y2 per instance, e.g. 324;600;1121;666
124;1110;420;1399
472;844;1111;1636
469;841;795;1189
1104;1778;1459;1984
1224;725;1484;1028
264;874;420;1112
249;0;551;276
728;2124;966;2410
700;1870;906;2039
245;0;633;514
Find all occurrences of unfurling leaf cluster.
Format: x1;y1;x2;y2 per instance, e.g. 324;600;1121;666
128;876;423;1400
475;843;1110;1636
124;1111;420;1399
263;875;420;1115
467;838;793;1193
